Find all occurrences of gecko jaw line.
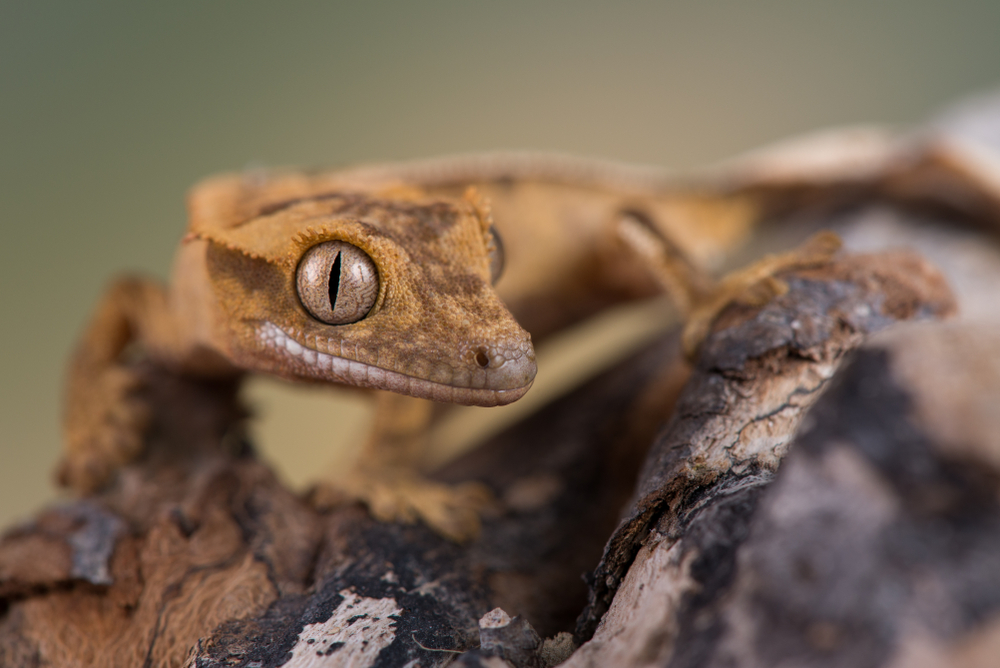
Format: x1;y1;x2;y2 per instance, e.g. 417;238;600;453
255;321;530;407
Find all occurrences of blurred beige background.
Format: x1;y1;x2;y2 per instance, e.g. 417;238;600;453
3;1;1000;528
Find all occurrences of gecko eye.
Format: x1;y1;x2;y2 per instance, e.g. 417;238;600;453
296;241;379;324
487;225;505;285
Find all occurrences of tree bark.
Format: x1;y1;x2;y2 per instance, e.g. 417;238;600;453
5;91;1000;668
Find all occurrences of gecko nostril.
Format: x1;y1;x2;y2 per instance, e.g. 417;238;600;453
475;349;490;368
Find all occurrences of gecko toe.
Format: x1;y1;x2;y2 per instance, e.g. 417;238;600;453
310;470;496;542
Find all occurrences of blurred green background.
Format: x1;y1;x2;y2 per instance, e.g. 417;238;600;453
3;1;999;528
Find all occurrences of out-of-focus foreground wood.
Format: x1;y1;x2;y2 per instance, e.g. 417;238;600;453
4;91;1000;667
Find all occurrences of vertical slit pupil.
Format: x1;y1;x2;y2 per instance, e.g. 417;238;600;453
328;251;342;311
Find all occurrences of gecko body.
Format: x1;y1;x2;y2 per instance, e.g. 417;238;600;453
61;153;834;540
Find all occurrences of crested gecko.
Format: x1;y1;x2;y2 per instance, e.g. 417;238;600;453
60;153;838;540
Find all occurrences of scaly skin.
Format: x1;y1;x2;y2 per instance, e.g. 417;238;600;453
60;153;828;540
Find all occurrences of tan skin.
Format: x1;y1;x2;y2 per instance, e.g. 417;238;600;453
60;154;838;541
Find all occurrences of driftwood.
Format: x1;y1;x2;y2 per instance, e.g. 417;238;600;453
571;321;1000;668
0;300;689;668
4;90;1000;668
0;250;960;668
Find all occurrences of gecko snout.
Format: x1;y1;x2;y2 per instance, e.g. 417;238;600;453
472;339;536;395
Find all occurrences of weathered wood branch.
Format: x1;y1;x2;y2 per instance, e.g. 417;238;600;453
5;91;1000;668
573;251;956;646
571;320;1000;668
0;246;956;668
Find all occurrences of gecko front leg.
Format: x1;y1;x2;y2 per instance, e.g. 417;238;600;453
313;392;494;542
59;275;235;492
59;278;160;492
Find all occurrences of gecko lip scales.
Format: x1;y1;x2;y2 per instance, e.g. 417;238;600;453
256;321;533;407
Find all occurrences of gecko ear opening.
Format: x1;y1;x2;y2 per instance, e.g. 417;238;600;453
296;241;380;324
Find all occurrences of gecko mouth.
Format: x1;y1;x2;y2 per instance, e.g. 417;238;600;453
255;321;534;407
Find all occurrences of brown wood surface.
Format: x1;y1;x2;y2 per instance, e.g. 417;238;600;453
5;91;1000;668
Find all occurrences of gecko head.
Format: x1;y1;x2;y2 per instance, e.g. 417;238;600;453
192;178;535;407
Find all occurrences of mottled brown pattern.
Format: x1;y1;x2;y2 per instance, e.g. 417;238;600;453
71;136;992;538
24;89;1000;666
53;152;864;540
196;189;532;402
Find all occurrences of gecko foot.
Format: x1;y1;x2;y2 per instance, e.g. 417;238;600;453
310;468;496;543
681;231;842;356
616;209;842;358
58;364;151;494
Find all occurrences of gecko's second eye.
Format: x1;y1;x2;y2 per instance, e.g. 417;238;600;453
487;225;505;285
296;241;379;325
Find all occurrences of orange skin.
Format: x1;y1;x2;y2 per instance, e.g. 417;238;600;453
60;153;830;540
